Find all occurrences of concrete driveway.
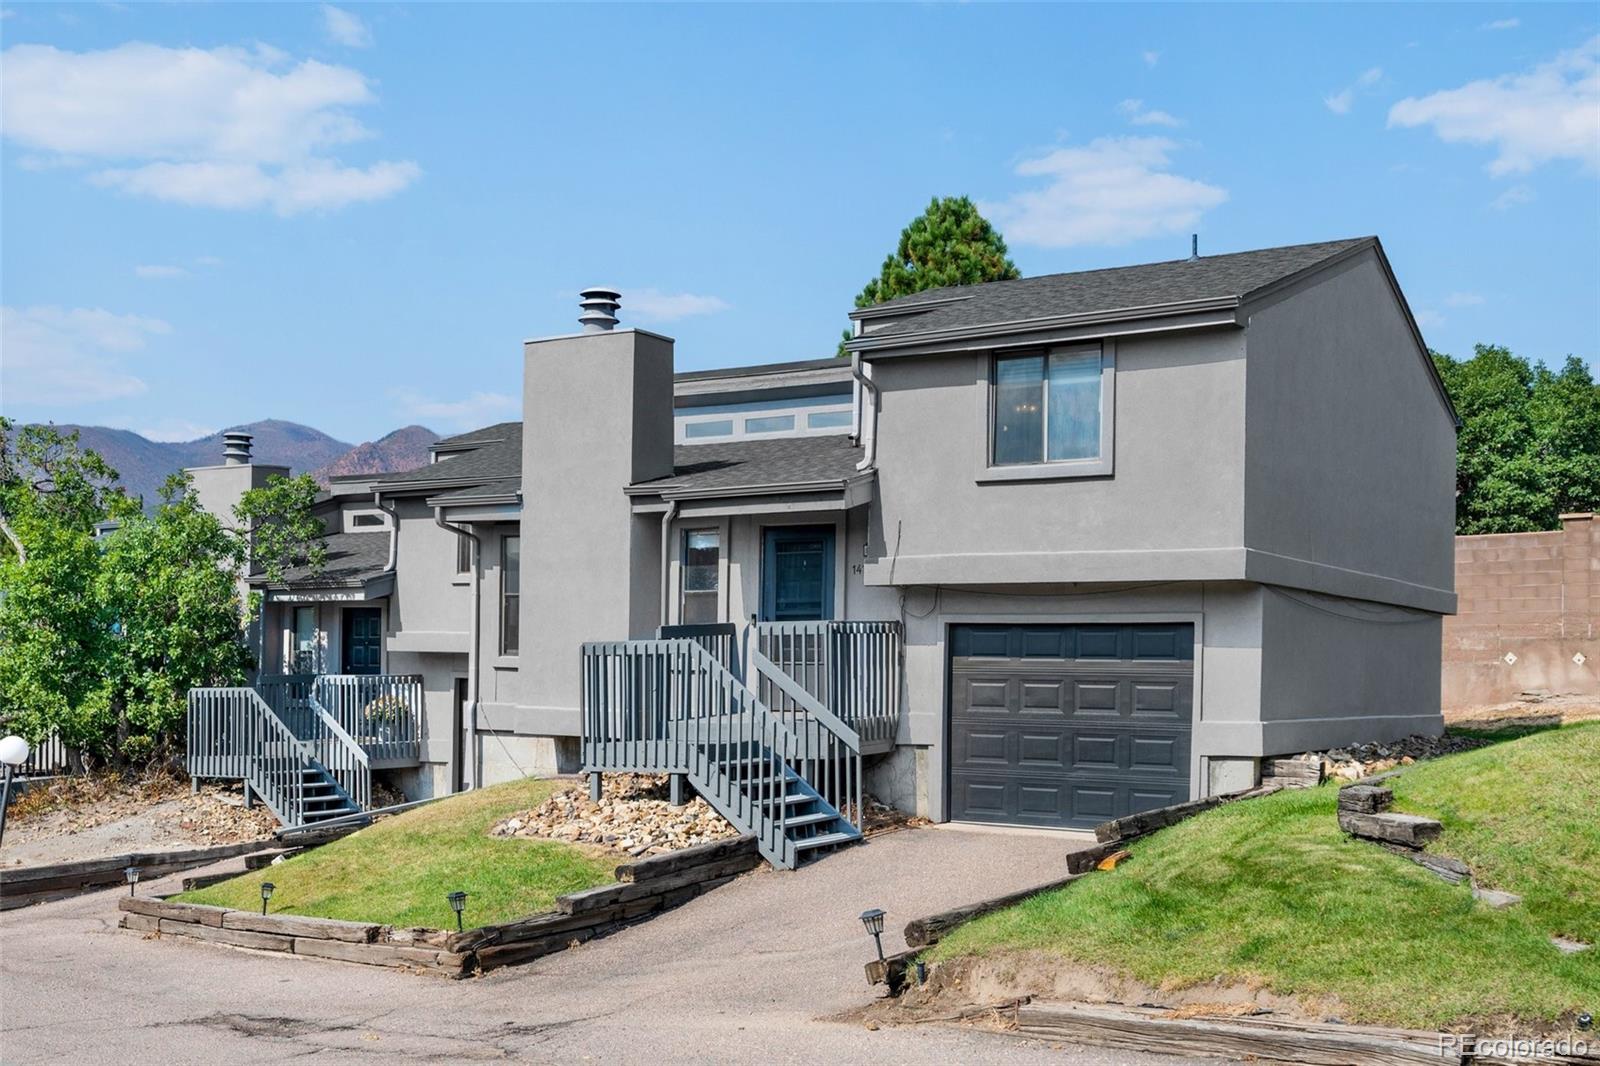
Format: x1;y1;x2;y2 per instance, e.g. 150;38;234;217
1;825;1218;1064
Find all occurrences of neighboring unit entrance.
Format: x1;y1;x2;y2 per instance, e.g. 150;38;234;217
342;607;383;675
948;623;1194;828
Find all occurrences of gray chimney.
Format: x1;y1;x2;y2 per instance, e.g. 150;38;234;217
578;287;621;333
222;431;254;466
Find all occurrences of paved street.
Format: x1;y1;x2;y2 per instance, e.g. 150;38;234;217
0;825;1225;1064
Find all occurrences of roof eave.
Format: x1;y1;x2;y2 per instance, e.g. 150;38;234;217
845;295;1242;355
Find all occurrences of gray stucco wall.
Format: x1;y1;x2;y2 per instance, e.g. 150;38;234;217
1242;249;1457;612
388;498;472;649
520;329;674;734
862;329;1248;587
1256;585;1444;752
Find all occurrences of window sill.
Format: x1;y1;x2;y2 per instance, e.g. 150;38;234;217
492;655;519;669
450;575;471;586
976;458;1112;483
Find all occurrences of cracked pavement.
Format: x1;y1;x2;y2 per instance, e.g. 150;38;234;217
1;825;1219;1064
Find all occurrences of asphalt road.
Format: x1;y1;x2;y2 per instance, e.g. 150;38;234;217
1;825;1225;1064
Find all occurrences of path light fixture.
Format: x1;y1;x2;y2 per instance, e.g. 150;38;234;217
124;866;140;897
447;891;468;932
1579;1013;1592;1032
859;907;887;963
260;881;275;915
0;735;30;849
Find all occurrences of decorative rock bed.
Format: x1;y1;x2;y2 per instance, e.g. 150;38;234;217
118;835;762;976
1264;733;1491;789
490;773;739;856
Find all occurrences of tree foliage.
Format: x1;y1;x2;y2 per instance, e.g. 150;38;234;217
839;195;1021;355
0;419;326;766
1433;345;1600;534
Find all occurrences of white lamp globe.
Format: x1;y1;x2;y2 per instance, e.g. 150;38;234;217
0;735;30;767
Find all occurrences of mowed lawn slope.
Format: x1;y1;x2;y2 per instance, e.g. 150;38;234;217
932;723;1600;1029
180;777;615;928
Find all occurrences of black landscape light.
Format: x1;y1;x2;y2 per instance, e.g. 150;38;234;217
1579;1013;1593;1032
859;907;886;963
260;881;275;915
448;890;468;932
124;865;140;897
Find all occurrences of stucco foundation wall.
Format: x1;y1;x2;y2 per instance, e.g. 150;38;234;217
1256;586;1443;754
895;581;1268;821
1443;514;1598;708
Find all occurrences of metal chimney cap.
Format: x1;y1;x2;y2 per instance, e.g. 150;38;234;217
578;287;622;333
222;431;254;466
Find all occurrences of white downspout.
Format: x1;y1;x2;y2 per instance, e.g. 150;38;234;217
850;351;879;472
658;499;679;629
435;509;481;792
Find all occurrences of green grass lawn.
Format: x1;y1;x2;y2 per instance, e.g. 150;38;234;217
178;777;616;929
931;722;1600;1029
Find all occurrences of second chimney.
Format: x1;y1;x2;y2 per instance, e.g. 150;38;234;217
222;431;254;466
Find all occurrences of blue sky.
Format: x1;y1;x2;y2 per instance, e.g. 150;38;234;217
2;3;1597;443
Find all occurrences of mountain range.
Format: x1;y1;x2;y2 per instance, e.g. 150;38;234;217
40;420;439;506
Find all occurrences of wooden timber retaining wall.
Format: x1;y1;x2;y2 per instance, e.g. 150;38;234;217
118;835;762;977
1;839;287;911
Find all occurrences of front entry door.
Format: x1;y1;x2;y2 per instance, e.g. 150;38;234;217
761;526;835;621
342;607;383;675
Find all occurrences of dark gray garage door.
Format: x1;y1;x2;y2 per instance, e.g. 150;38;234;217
948;623;1194;828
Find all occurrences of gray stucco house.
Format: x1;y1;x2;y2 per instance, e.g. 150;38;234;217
187;236;1456;864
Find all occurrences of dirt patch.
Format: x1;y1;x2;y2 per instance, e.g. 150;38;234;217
859;951;1342;1030
3;767;277;866
1445;692;1600;732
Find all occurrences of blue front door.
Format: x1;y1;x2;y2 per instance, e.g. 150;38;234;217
761;526;835;622
342;607;383;675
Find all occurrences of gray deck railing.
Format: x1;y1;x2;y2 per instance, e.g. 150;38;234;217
754;621;902;748
188;687;311;825
187;686;369;824
656;623;741;679
750;647;862;832
257;673;423;764
0;727;72;777
582;638;815;868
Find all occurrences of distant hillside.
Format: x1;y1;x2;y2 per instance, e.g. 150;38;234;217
309;425;439;483
31;420;435;506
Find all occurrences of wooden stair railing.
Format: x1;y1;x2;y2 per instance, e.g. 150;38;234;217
186;687;363;828
581;639;861;869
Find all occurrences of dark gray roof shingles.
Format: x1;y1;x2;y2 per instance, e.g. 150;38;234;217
434;420;519;448
857;237;1373;339
254;530;390;587
376;424;523;488
633;435;865;494
429;477;521;502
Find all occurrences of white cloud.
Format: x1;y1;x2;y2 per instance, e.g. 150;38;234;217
134;264;189;279
1481;18;1520;31
624;289;731;322
1490;183;1537;210
0;42;419;214
1444;291;1485;308
390;389;518;431
981;136;1227;248
1388;36;1600;175
1142;50;1160;67
321;5;372;48
0;305;170;405
1325;67;1383;115
125;418;218;442
1413;308;1446;329
1117;99;1182;127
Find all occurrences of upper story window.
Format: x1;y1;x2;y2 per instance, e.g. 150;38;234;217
500;535;520;656
455;532;472;574
985;344;1114;479
744;414;794;434
684;419;733;439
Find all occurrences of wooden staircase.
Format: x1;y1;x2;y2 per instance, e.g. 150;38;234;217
581;637;864;869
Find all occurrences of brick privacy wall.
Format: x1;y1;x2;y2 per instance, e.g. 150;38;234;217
1443;513;1597;709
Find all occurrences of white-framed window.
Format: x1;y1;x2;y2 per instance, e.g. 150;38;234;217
684;419;734;439
984;344;1114;479
679;529;720;624
292;606;319;673
455;532;472;574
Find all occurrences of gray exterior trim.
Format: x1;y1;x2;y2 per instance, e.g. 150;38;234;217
848;297;1241;356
